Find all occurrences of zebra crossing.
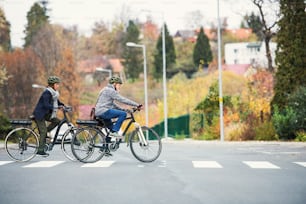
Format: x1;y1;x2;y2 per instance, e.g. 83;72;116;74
0;160;306;169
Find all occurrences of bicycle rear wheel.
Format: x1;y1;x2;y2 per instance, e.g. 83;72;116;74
129;126;162;163
61;127;78;161
71;127;105;163
5;127;39;162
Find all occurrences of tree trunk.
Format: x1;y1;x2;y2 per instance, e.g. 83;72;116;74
264;37;274;72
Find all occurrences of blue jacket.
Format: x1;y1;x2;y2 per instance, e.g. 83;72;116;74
33;89;64;120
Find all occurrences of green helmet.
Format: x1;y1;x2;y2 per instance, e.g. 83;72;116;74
48;76;61;84
109;76;122;84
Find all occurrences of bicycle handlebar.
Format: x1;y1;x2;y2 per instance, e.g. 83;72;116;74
59;105;72;112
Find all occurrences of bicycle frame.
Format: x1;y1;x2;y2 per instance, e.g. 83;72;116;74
103;111;148;146
45;107;74;150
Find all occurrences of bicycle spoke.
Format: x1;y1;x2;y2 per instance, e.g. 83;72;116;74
130;126;162;163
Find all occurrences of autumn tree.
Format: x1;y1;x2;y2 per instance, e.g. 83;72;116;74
90;21;113;55
175;41;195;78
193;26;212;69
272;0;306;109
0;7;11;51
0;49;44;118
252;0;280;72
123;20;142;80
54;47;80;120
243;11;264;40
153;23;176;80
24;2;49;47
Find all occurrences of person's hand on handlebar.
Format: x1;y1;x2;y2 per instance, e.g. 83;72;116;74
137;104;143;111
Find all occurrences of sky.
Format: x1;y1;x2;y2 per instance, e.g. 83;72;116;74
0;0;257;47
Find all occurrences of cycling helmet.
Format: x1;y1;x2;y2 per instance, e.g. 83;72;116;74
48;76;61;84
109;76;122;84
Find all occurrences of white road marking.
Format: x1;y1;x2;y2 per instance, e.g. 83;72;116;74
0;161;14;166
294;162;306;167
23;161;65;168
243;161;280;169
158;160;167;168
192;161;223;168
81;161;114;168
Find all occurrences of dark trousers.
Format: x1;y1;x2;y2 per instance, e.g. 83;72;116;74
35;114;60;152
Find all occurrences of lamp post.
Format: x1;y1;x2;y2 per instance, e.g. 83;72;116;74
32;84;46;89
217;0;224;141
141;9;168;139
126;42;149;128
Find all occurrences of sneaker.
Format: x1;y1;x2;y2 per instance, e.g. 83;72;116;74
104;152;113;157
99;147;112;157
109;131;123;138
36;151;49;157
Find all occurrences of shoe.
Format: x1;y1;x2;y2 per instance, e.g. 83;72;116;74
36;151;49;157
99;146;113;157
104;152;113;157
109;132;123;138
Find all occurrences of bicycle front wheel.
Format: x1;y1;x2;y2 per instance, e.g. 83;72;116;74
61;127;78;161
129;126;162;163
71;127;105;163
5;127;39;162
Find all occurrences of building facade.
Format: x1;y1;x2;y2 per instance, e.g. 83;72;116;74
224;42;277;68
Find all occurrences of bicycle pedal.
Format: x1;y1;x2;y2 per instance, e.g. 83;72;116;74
104;152;113;157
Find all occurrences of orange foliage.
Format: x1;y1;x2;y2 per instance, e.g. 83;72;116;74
54;47;80;121
0;48;44;118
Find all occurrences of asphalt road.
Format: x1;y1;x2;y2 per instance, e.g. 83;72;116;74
0;140;306;204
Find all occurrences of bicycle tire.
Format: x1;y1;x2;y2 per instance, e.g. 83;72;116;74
129;126;162;163
61;127;78;161
71;127;105;163
5;127;39;162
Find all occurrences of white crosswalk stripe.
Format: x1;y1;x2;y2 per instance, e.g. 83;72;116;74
192;161;223;168
0;161;14;166
23;161;65;168
294;162;306;167
243;161;280;169
81;161;114;168
0;160;306;169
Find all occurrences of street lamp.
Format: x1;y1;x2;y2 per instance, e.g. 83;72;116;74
96;67;112;78
32;84;46;89
141;9;168;139
217;0;225;141
126;42;149;128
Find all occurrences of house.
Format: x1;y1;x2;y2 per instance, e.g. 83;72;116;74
224;41;277;69
77;55;125;83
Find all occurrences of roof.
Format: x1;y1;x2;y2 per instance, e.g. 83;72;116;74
109;58;124;73
77;56;124;74
77;55;109;73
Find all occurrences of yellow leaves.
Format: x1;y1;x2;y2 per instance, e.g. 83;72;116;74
249;98;271;117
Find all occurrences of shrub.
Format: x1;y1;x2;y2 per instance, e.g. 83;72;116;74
287;86;306;132
295;131;306;142
272;106;298;140
225;122;246;141
0;114;11;140
255;120;278;141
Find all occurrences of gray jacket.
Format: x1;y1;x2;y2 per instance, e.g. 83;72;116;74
95;84;139;116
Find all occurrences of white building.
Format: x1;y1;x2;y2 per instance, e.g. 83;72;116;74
224;42;277;68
